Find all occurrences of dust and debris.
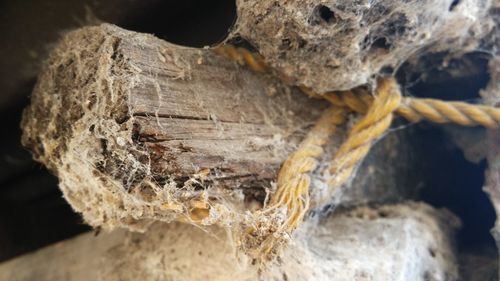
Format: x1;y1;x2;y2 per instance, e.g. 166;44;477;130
20;13;485;268
21;25;212;233
20;24;329;245
247;134;286;158
233;0;495;92
159;47;192;80
96;202;460;281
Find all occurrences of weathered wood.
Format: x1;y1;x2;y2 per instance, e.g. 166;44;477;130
21;23;422;235
21;24;330;231
24;24;329;180
0;202;460;281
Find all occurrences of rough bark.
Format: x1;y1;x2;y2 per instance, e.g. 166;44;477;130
0;202;460;281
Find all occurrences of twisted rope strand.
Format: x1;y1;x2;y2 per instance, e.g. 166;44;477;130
399;98;500;129
320;90;500;128
267;106;345;226
326;78;401;194
215;44;500;129
213;44;499;261
248;106;346;258
213;45;268;73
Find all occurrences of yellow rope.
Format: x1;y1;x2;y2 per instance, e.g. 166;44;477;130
213;44;500;260
399;98;500;129
213;45;268;73
325;78;400;197
247;106;346;259
301;87;500;129
215;44;500;129
268;107;345;225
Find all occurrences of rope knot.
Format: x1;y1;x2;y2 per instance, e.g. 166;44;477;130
213;44;500;263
